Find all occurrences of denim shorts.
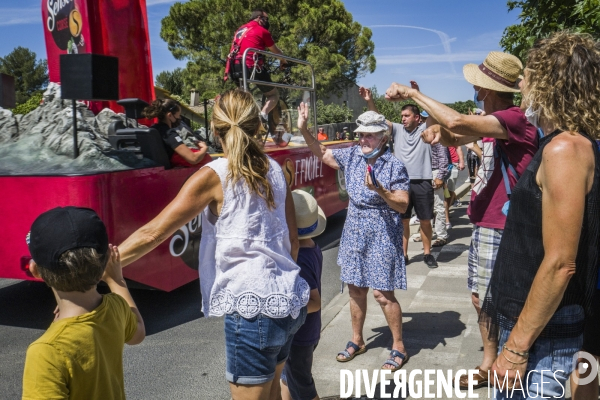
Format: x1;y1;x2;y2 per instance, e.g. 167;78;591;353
494;305;584;399
224;307;307;385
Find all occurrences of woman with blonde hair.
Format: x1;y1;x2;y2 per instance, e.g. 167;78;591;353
119;89;309;400
479;32;600;399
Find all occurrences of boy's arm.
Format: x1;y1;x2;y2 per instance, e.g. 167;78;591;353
103;245;146;345
22;344;69;399
307;288;321;313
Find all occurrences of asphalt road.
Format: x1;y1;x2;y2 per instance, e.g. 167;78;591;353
0;209;347;400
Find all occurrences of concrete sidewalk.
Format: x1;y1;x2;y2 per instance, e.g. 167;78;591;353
312;191;491;399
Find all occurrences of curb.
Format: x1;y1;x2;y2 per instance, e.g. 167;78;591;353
456;181;471;200
320;290;349;333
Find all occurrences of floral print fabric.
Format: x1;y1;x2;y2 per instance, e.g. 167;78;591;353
332;146;410;291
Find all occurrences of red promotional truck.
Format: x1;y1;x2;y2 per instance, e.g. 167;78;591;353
0;0;353;291
0;141;351;291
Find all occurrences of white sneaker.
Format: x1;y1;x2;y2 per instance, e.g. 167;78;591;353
410;216;420;225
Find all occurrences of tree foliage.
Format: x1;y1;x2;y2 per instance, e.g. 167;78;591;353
12;92;43;115
160;0;375;98
444;100;477;115
366;87;477;122
316;100;352;124
155;68;187;99
0;47;48;105
501;0;600;61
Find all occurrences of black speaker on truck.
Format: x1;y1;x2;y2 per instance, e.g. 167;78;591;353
59;54;119;101
0;73;16;109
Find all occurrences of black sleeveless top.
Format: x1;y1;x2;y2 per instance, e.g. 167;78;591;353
480;130;600;338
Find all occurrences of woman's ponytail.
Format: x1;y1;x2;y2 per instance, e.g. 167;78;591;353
212;90;275;209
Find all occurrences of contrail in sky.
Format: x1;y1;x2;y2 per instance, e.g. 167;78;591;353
370;25;457;74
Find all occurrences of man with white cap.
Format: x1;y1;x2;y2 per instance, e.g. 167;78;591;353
385;51;538;389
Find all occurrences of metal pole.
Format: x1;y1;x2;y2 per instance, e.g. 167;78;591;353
72;99;79;159
203;99;210;146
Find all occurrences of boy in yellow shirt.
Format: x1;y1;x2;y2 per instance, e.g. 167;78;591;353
22;207;145;399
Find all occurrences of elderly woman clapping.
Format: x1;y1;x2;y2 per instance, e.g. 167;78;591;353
297;103;411;371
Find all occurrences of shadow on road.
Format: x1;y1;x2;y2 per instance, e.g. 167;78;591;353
0;281;55;330
0;279;203;335
365;311;466;358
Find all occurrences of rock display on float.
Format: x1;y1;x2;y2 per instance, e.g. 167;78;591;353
0;83;201;175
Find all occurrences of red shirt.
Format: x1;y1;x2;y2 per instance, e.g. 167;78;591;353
448;147;459;163
467;106;538;229
231;21;275;68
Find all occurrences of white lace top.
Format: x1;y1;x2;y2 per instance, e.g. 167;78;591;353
198;157;309;319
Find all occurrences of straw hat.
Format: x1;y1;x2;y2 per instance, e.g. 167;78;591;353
292;190;326;239
463;51;523;93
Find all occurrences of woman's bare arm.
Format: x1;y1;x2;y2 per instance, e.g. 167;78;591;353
284;184;299;262
297;102;339;170
118;167;222;267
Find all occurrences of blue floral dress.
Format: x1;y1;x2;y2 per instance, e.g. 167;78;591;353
332;146;410;291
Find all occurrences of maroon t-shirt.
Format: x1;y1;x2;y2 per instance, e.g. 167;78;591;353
467;106;538;229
231;20;275;68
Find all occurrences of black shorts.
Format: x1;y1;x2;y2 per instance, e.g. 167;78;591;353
467;152;481;178
232;63;274;94
583;289;600;356
402;179;434;220
281;343;318;400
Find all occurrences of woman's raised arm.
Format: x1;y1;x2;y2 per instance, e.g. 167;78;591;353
297;102;339;170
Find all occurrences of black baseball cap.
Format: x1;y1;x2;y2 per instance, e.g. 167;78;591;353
27;207;109;270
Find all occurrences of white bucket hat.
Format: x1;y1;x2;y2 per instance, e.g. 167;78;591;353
292;190;327;239
354;111;388;133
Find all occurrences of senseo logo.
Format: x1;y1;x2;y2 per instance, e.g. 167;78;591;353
46;0;72;32
169;214;203;270
46;0;85;53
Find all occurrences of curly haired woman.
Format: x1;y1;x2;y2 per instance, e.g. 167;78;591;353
479;32;600;399
119;89;309;400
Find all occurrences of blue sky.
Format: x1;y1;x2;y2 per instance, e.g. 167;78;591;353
0;0;520;103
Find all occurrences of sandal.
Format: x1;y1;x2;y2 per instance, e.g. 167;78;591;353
456;366;488;389
381;350;409;372
336;341;366;362
432;238;447;247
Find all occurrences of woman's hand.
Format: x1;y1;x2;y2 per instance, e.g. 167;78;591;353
297;102;309;131
365;167;382;193
491;347;528;391
359;86;373;102
102;245;124;284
